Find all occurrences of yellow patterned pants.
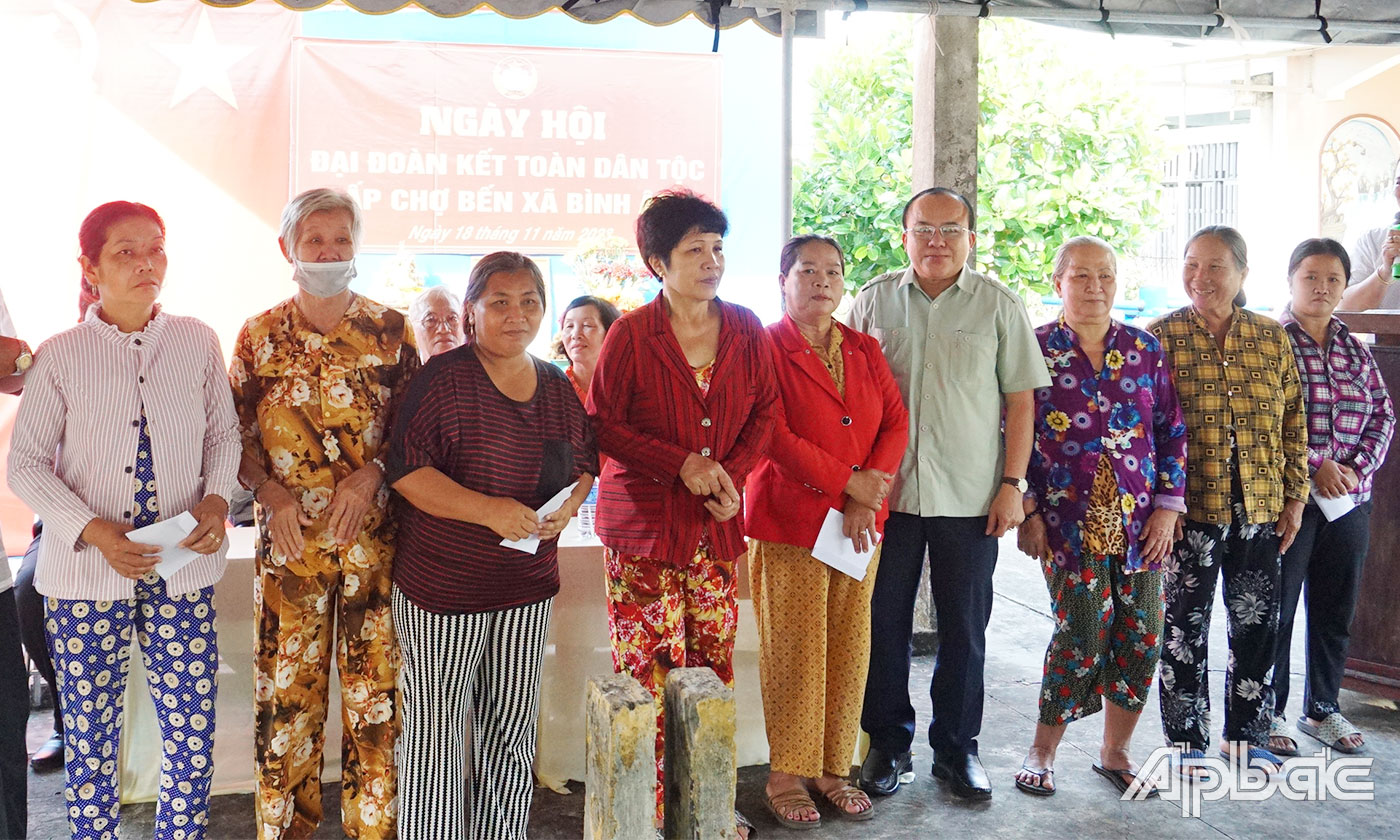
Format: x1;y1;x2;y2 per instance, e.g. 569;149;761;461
253;566;399;839
749;539;879;778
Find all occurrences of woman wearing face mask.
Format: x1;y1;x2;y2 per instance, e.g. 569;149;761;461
1268;239;1394;757
229;188;419;840
744;236;908;827
1150;225;1308;777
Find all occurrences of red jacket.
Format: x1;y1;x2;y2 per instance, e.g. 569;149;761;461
588;296;777;565
745;316;909;547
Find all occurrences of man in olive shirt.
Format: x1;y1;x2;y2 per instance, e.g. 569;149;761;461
847;187;1049;800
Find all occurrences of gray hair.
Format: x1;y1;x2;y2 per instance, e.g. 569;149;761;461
1051;235;1117;280
1185;225;1248;272
409;285;462;325
279;188;363;252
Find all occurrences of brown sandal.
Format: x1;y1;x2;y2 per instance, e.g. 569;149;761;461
762;788;821;830
818;782;874;821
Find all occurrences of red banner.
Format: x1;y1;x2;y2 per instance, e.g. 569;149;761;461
292;40;722;253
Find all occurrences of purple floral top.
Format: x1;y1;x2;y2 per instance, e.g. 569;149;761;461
1028;317;1188;572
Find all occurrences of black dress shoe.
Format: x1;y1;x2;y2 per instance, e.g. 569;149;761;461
933;751;992;800
857;747;914;796
30;731;64;773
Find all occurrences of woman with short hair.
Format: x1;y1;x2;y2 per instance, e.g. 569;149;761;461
388;251;596;840
588;189;776;836
231;187;418;839
1269;238;1394;756
1013;236;1186;798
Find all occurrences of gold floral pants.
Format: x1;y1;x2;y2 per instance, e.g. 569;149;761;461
253;566;399;839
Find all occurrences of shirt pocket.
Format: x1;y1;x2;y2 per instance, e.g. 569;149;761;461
869;327;911;385
951;330;998;384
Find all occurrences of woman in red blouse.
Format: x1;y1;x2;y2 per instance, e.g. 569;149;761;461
745;236;908;827
587;190;776;834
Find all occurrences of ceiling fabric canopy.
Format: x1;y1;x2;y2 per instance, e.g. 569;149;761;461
187;1;1400;43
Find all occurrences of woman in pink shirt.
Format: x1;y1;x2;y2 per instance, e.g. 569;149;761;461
8;201;241;839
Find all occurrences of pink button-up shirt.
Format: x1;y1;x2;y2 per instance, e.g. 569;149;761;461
8;307;241;600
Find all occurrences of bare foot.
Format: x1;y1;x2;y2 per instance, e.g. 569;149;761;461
1014;745;1056;793
764;772;819;824
1305;716;1364;750
1220;740;1281;776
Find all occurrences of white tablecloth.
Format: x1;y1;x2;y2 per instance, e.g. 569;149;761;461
118;522;769;803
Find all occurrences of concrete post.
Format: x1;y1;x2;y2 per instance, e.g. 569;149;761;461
662;667;736;840
913;13;980;263
585;673;656;840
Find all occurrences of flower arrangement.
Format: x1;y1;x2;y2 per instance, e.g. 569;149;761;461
570;235;654;313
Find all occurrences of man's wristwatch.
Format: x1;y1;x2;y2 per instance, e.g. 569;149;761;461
11;349;31;376
1001;476;1028;493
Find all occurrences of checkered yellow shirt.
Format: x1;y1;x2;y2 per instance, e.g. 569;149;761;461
1150;307;1308;525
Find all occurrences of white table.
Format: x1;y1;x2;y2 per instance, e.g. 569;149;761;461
118;522;770;803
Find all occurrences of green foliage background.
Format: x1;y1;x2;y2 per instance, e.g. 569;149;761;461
792;20;1166;298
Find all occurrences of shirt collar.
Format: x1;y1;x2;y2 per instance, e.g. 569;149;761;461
1054;312;1122;347
897;264;971;299
1279;306;1347;344
82;303;166;347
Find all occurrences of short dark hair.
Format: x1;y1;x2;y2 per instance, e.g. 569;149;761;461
1286;237;1351;280
635;189;727;278
1186;225;1249;307
79;201;165;305
462;252;546;345
901;187;975;230
554;295;623;362
779;235;845;275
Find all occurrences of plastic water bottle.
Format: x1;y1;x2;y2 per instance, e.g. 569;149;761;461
577;482;599;539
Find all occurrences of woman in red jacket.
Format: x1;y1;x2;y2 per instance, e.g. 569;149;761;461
746;236;910;828
588;190;776;834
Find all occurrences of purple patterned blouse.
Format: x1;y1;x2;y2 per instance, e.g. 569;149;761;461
1028;317;1189;572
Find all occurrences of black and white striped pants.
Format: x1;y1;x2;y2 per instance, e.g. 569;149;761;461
393;587;554;840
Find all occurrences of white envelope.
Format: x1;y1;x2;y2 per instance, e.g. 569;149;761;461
500;481;580;554
1310;483;1356;522
811;508;879;581
124;511;202;580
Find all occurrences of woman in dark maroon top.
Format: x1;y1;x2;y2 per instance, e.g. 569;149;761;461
587;190;776;835
386;251;596;840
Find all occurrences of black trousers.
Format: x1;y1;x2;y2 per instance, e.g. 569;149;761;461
13;529;58;734
861;513;997;756
1271;501;1371;720
0;594;28;838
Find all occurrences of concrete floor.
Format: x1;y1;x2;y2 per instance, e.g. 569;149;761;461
21;532;1399;839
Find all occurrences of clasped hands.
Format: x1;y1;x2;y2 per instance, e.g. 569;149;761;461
680;452;742;523
83;494;229;580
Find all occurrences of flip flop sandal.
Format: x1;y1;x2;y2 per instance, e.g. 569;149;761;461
1093;764;1159;799
1269;715;1300;757
761;789;819;830
1298;712;1364;754
1014;765;1056;797
818;782;875;821
1219;745;1284;772
1172;748;1214;783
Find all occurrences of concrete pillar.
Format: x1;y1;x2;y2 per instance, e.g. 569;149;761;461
662;667;736;840
585;674;656;840
913;14;980;261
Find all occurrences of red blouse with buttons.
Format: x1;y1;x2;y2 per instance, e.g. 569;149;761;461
587;295;777;566
744;316;909;546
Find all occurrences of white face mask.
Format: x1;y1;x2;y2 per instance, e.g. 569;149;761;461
292;258;356;298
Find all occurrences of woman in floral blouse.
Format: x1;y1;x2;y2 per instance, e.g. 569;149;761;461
1150;225;1308;777
1014;236;1187;798
230;188;418;840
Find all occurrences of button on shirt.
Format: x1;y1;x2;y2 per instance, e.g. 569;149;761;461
1149;306;1308;525
1279;309;1395;503
846;265;1050;517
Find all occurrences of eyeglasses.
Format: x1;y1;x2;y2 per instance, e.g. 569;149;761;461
904;224;970;241
420;314;460;331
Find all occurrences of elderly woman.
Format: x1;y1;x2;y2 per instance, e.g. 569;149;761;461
745;236;908;827
1269;238;1394;757
1011;236;1187;798
588;189;776;835
408;285;465;361
8;201;240;838
1150;225;1308;775
230;188;418;839
558;294;622;404
387;252;595;840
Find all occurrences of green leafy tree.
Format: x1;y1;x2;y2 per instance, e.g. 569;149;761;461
793;20;1165;298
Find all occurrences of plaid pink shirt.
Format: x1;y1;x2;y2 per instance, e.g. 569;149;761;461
1279;309;1395;503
